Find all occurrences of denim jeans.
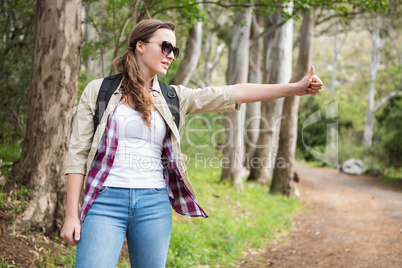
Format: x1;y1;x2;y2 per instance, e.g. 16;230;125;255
75;187;172;268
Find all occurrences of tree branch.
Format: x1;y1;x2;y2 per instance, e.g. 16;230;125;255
249;19;288;47
210;42;226;72
374;88;402;113
315;11;363;26
151;1;285;17
87;18;107;77
189;78;204;89
385;26;402;65
142;0;152;19
335;28;348;54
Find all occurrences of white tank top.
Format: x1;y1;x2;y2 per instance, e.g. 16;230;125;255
103;102;167;188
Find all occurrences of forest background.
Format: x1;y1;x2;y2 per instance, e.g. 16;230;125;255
0;0;401;267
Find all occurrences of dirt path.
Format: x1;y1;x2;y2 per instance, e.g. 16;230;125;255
237;164;402;268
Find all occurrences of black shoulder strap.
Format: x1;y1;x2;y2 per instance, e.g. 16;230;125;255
93;73;122;136
159;80;180;129
93;74;180;136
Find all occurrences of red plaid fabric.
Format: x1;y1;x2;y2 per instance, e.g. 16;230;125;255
80;105;208;222
80;105;119;221
163;131;208;217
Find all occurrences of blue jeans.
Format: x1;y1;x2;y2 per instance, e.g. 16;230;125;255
75;187;172;268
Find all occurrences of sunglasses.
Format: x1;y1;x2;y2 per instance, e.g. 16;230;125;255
142;40;180;60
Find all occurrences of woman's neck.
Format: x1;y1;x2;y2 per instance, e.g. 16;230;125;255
137;62;155;90
144;77;154;91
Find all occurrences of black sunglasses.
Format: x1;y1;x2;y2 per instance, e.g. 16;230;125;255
142;40;180;60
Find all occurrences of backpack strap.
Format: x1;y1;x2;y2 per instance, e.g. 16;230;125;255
159;80;180;129
93;73;122;136
93;74;180;137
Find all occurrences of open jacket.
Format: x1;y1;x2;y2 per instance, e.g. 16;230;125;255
65;75;240;221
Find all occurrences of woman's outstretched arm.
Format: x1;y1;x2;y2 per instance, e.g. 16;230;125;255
235;66;323;104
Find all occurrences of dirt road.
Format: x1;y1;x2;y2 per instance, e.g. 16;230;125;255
237;164;402;268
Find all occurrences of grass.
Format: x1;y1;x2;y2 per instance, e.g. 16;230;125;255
162;113;302;267
0;260;18;268
0;140;21;210
35;244;76;268
30;145;301;267
1;114;303;267
165;164;301;267
39;164;301;268
0;141;22;163
380;174;402;184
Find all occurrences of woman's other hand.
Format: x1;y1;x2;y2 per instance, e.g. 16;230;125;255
60;215;81;246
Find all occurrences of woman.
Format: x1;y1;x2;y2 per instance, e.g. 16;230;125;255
61;19;322;267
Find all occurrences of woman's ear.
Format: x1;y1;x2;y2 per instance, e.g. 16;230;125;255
136;41;145;55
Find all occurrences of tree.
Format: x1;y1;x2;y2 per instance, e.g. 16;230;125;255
82;0;205;78
267;1;389;193
220;8;253;190
200;8;228;87
247;7;293;183
83;2;97;82
0;0;34;141
270;9;315;195
362;15;385;146
362;0;400;146
170;22;203;86
11;0;82;233
244;15;261;167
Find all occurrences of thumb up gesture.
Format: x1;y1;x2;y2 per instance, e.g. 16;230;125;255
296;66;323;96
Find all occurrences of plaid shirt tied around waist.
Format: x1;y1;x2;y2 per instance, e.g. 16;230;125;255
80;105;208;222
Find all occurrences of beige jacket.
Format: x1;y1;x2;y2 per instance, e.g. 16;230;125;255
65;76;240;197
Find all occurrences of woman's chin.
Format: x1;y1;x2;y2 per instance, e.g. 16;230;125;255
157;70;167;76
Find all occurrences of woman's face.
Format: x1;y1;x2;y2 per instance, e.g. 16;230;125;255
136;28;176;79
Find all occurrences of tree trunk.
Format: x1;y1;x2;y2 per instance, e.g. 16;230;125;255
244;15;261;167
327;24;346;166
270;9;314;195
170;22;202;86
203;12;227;87
248;7;293;183
330;25;347;99
11;0;82;234
84;2;95;82
363;16;382;146
220;8;252;191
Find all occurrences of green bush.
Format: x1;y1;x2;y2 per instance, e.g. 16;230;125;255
376;95;402;169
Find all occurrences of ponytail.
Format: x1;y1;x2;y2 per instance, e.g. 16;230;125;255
113;49;153;128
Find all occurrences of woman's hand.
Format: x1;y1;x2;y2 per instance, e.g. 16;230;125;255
60;215;81;246
295;66;323;96
61;173;84;246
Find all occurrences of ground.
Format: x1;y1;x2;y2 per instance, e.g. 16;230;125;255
236;163;402;268
1;164;402;267
0;181;64;267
